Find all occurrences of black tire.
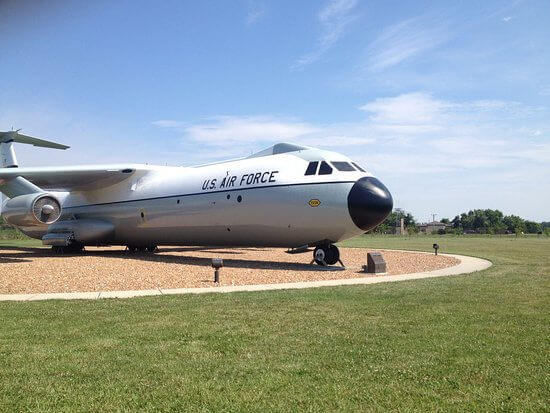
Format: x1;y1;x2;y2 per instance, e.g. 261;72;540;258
127;245;137;252
137;246;147;252
314;245;330;266
325;245;340;265
52;243;83;254
68;243;84;253
313;246;326;265
147;245;158;253
313;244;339;266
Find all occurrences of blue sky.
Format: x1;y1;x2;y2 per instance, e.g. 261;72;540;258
1;0;549;221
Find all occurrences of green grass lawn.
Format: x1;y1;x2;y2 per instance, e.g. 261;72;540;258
0;235;548;412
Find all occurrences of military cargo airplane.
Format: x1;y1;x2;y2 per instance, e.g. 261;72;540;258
0;130;393;266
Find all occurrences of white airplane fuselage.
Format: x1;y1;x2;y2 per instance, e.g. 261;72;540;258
1;142;393;250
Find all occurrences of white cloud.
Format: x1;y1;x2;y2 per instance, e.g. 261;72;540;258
153;93;549;179
359;92;450;125
364;17;448;71
151;120;187;128
245;1;266;25
293;0;358;68
501;16;513;22
152;116;379;152
184;116;318;144
352;93;549;179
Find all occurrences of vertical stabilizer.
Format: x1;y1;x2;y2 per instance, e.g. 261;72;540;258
0;130;69;205
0;130;69;168
0;141;18;168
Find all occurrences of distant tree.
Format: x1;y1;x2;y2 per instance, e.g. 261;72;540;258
503;215;525;233
370;208;545;236
370;209;417;234
452;215;461;228
524;221;542;234
403;212;417;229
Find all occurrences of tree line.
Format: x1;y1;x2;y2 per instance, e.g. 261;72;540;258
371;209;549;235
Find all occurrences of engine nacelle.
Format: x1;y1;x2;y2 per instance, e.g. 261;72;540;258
2;193;62;227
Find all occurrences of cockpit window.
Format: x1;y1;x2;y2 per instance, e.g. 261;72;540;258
318;161;333;175
305;161;318;176
352;162;366;172
331;161;356;171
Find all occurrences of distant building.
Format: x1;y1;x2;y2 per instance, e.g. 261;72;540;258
419;221;450;234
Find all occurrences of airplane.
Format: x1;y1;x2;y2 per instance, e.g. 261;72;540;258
0;130;393;266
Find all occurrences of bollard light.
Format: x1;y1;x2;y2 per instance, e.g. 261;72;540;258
433;243;439;255
212;258;223;284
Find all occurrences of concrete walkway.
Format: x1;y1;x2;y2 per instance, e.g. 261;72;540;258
0;253;492;302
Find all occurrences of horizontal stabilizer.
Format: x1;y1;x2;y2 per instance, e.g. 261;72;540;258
0;130;69;150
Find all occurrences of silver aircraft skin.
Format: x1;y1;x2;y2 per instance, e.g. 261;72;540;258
0;131;393;265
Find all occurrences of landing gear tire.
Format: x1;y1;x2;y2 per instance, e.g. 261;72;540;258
313;244;340;266
51;243;84;254
147;245;158;253
127;245;137;252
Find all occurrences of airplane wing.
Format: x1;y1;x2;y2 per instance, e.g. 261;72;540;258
0;164;151;192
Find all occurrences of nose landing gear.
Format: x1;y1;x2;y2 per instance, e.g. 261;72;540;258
313;244;341;266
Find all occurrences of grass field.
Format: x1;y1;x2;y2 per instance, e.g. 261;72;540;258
0;235;548;411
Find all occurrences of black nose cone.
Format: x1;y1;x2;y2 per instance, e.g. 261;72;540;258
347;177;393;231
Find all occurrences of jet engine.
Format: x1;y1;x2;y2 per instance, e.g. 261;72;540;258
2;193;62;227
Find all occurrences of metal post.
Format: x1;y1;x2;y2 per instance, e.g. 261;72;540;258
212;258;223;285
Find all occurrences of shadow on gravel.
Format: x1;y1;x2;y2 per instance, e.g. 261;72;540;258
0;246;329;272
0;246;47;263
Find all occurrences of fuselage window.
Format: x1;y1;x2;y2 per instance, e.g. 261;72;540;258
331;161;356;171
305;161;319;176
352;162;366;172
318;161;333;175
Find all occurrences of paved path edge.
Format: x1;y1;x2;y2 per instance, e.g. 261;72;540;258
0;253;492;302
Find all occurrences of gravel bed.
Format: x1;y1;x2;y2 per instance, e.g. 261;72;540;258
0;246;460;294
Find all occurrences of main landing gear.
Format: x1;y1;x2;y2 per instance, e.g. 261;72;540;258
51;242;84;254
126;245;158;253
313;244;341;266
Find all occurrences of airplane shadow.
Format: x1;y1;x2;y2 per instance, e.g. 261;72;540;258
0;246;48;263
0;246;322;272
0;257;34;263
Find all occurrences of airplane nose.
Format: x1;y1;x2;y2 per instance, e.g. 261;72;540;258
347;176;393;231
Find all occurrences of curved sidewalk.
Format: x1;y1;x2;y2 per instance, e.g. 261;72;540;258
0;253;492;302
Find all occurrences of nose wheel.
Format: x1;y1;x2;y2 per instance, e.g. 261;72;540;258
313;244;340;266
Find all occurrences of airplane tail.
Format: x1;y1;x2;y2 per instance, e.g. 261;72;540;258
0;130;69;168
0;131;69;209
